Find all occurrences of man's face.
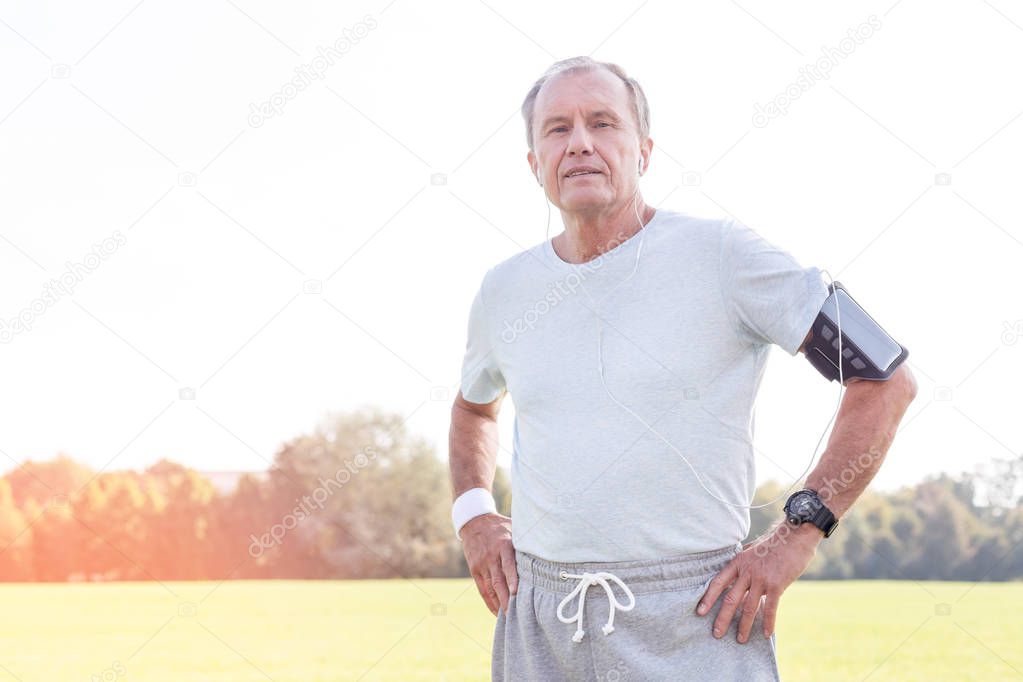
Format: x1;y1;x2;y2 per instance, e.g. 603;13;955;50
528;68;650;214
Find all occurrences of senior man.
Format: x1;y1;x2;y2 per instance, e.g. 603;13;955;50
449;57;917;681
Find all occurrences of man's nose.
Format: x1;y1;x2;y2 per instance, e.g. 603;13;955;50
567;123;594;155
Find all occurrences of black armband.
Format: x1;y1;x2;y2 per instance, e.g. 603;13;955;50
803;282;909;382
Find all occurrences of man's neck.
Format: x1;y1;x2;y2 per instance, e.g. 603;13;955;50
553;199;656;264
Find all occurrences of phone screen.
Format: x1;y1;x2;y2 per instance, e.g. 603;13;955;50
819;288;903;370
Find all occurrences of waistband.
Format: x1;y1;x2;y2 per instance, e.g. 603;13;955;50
515;542;742;595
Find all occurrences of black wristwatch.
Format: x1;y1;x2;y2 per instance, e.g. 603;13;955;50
783;488;839;538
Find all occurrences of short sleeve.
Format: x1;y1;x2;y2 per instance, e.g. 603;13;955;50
719;218;830;356
459;274;507;404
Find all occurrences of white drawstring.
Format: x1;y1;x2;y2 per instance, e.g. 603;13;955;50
556;570;636;643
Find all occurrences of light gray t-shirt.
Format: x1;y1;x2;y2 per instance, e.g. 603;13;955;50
459;208;829;562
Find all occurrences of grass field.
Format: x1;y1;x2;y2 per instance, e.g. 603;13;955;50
0;578;1019;681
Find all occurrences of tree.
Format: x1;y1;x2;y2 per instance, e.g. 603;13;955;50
71;472;153;580
5;455;93;507
143;460;217;579
260;405;462;579
0;480;33;580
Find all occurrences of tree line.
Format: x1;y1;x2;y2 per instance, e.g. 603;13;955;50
0;406;1019;582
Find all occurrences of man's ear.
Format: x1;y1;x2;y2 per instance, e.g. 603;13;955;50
639;137;654;174
527;149;537;178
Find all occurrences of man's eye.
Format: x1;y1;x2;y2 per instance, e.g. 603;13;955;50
548;122;610;133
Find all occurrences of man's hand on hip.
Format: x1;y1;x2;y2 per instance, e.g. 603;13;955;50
461;513;518;617
695;520;822;643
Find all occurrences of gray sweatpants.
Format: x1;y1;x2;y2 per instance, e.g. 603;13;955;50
492;542;781;681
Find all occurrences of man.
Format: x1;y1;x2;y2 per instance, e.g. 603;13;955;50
449;57;918;681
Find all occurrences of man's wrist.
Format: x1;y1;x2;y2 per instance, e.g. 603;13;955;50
785;518;825;544
452;487;498;541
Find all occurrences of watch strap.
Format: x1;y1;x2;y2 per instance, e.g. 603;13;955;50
810;504;839;537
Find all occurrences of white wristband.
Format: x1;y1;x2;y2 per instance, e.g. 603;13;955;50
452;487;498;541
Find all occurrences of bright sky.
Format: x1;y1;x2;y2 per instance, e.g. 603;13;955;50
1;0;1021;494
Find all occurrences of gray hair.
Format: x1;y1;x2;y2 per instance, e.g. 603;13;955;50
520;56;650;151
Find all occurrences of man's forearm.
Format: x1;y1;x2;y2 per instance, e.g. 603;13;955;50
803;365;919;520
449;401;501;501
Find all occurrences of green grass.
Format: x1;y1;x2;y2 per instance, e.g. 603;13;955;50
0;579;1019;680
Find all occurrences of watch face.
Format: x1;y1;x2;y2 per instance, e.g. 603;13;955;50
789;492;815;517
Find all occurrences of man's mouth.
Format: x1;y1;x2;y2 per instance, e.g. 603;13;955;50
565;171;601;179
